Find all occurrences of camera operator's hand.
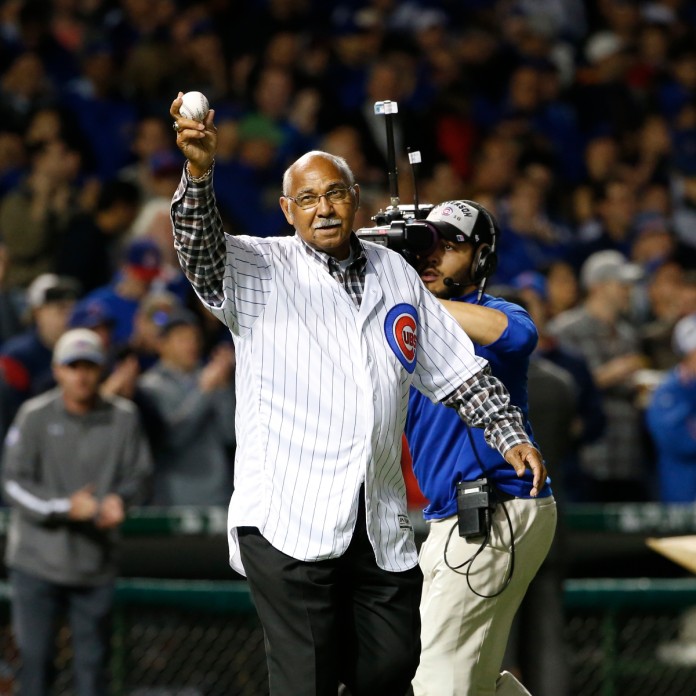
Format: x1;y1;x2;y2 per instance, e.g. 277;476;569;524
170;92;217;178
503;444;546;497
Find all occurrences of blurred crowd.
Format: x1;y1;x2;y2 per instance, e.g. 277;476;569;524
1;0;696;505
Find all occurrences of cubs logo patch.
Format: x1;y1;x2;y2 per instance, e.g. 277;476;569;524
384;303;418;373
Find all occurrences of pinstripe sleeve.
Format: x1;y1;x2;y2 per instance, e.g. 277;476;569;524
170;169;228;308
443;368;531;455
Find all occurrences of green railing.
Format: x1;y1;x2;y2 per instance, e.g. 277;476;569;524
563;503;696;535
0;502;694;537
0;505;695;694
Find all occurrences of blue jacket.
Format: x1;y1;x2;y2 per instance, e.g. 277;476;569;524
405;291;552;520
645;368;696;503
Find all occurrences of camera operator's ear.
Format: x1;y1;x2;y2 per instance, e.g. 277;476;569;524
353;183;360;210
280;196;294;226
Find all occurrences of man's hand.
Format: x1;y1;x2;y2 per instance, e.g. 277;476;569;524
96;494;125;529
199;343;235;392
100;354;140;399
170;92;217;177
503;444;547;497
68;484;99;521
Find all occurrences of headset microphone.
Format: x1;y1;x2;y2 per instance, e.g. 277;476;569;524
443;277;463;288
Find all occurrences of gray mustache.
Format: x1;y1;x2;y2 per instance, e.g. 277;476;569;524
314;219;342;229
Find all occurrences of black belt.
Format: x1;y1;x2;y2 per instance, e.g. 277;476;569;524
492;488;517;504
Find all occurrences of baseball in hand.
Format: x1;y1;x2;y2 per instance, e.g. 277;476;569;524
179;91;210;121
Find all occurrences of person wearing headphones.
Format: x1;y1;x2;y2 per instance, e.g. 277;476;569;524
405;200;557;696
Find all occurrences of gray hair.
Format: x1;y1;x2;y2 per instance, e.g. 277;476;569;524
282;150;355;196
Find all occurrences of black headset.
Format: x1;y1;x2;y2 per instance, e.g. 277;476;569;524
462;199;499;285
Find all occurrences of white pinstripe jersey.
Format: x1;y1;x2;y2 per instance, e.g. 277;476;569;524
172;179;494;574
211;234;489;574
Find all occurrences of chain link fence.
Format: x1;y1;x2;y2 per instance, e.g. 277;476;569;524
0;578;695;695
0;580;270;696
113;606;267;696
567;610;696;695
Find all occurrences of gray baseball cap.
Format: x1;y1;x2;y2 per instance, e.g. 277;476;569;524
673;314;696;357
53;328;106;366
27;274;80;309
580;250;643;289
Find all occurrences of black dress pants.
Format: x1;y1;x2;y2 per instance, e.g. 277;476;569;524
238;497;422;696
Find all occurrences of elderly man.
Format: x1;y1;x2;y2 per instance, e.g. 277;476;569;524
169;93;546;696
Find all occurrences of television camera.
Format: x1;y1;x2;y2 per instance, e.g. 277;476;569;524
355;100;438;266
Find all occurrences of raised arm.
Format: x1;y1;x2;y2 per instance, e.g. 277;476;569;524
171;91;216;180
169;92;227;307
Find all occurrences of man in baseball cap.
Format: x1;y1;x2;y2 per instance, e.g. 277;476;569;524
0;274;81;438
579;249;643;290
124;239;162;283
80;238;163;346
548;249;650;503
2;325;151;696
425;199;497;248
419;200;499;302
406;199;554;696
53;328;106;367
26;274;81;311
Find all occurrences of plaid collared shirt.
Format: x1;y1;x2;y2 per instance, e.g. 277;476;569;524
299;233;367;309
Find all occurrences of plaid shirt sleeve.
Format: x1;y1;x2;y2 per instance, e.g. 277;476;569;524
442;367;531;455
170;170;227;307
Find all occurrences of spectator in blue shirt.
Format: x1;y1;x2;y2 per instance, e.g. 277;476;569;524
645;314;696;502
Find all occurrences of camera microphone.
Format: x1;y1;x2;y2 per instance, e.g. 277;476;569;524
443;277;463;288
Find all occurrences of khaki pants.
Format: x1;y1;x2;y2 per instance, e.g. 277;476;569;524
412;496;557;696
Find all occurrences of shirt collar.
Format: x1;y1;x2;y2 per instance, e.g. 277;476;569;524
297;232;367;273
54;390;108;417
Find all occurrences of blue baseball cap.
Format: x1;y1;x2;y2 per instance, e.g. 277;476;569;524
158;307;200;336
125;239;162;282
68;298;115;330
511;271;547;300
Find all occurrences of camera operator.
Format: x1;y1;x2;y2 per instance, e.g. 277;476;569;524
404;200;557;696
170;90;548;696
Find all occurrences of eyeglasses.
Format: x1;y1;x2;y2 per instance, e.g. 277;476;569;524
285;185;355;210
